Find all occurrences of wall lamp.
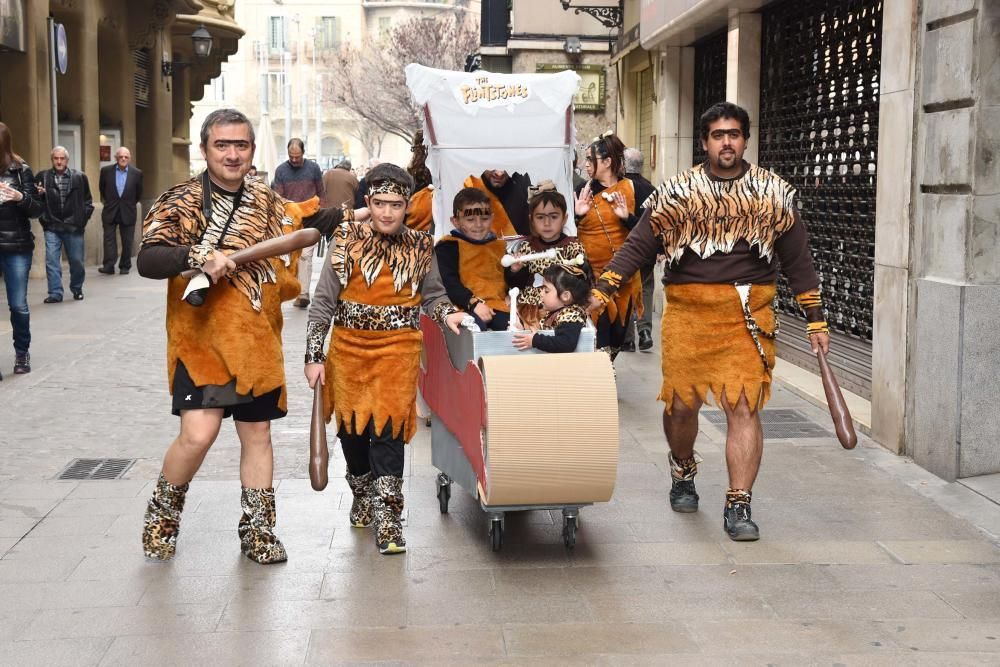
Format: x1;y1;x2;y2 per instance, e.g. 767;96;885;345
162;25;214;80
563;36;582;55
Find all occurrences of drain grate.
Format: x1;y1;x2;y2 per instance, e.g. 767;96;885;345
702;409;831;439
57;458;135;480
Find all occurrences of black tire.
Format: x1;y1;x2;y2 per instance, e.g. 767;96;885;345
437;483;450;514
490;519;503;552
562;516;577;548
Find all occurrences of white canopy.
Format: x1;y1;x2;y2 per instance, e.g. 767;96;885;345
404;64;581;237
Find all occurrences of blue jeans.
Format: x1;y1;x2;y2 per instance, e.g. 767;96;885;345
0;252;31;353
44;229;86;298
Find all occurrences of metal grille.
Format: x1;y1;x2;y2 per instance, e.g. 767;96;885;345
637;67;654;180
702;409;831;439
758;0;882;397
133;48;151;109
58;458;135;480
692;30;728;166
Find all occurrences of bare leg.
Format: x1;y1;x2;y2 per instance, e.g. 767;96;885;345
161;408;225;485
662;392;702;458
235;420;274;489
720;389;763;490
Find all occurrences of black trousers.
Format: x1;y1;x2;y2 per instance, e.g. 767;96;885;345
338;419;405;478
102;217;135;270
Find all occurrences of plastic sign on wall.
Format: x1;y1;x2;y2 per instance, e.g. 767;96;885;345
455;74;531;111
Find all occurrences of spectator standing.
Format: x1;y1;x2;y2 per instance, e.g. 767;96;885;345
36;146;94;302
271;138;325;308
97;147;143;274
322;158;359;210
0;121;43;377
621;147;657;352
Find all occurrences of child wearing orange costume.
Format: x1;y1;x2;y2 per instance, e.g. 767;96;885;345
304;163;464;555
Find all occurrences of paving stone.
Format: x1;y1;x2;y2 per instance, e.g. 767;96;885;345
306;625;507;663
502;622;699;657
20;603;226;640
99;631;310;666
0;637;113;667
878;540;1000;564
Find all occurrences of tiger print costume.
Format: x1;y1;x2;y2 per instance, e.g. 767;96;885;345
141;175;308;409
143;176;289;312
645;162;797;265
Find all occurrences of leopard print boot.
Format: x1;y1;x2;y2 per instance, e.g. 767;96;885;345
346;471;375;528
142;473;189;561
238;487;288;564
372;475;406;555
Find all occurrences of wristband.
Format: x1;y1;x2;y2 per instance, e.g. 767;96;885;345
806;321;829;337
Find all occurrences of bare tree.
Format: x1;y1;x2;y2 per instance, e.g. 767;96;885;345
323;14;480;143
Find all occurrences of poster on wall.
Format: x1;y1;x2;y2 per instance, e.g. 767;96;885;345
536;64;606;112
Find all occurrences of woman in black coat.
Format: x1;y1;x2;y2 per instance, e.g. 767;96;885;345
0;121;43;377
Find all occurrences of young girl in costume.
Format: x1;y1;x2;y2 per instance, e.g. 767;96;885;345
573;132;643;359
512;262;592;353
505;183;587;330
304;163;464;555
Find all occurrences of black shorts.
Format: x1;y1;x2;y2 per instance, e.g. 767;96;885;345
171;362;286;422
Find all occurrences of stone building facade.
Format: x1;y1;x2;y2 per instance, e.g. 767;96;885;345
0;0;242;270
610;0;999;481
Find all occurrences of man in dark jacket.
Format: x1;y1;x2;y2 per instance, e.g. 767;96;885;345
36;147;94;302
97;147;143;274
621;147;657;352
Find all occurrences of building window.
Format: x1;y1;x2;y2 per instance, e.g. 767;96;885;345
316;16;340;50
266;72;286;105
269;16;287;53
378;17;392;39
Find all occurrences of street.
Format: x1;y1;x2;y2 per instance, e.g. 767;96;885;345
1;266;999;665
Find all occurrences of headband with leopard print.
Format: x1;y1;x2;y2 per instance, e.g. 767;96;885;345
369;179;412;199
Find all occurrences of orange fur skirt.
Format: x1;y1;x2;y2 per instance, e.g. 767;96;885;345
659;282;776;413
323;327;422;442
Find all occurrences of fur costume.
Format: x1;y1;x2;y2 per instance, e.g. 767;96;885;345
143;177;317;411
321;222;435;442
660;283;776;413
436;235;509;312
406;185;434;232
576;178;643;326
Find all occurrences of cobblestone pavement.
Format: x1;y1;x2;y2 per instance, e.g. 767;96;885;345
1;266;999;665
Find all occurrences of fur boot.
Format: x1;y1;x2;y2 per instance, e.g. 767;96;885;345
238;487;288;564
142;473;189;560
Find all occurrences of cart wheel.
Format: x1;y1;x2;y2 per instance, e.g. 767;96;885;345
436;482;450;514
562;516;577;548
490;518;503;552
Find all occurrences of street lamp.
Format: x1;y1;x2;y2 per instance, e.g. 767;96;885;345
558;0;623;29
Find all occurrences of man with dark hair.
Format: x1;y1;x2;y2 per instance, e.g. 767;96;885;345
621;147;656;352
271;138;325;308
136;108;348;564
36;146;94;302
590;101;829;542
97;146;143;274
